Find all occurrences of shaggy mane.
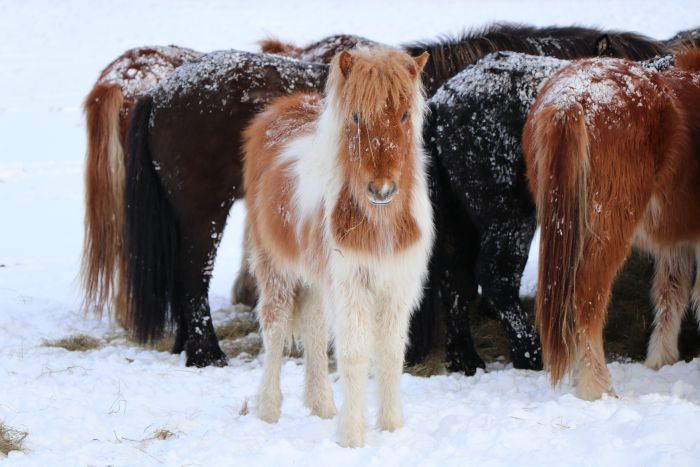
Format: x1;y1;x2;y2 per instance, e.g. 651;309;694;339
402;22;667;82
327;47;420;122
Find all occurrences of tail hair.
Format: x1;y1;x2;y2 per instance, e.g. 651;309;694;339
124;95;179;343
81;84;126;318
526;103;590;385
675;48;700;71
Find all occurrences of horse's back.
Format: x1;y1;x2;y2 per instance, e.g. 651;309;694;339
143;51;328;211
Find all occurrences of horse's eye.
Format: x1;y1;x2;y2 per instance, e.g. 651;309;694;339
352;113;359;124
401;111;409;123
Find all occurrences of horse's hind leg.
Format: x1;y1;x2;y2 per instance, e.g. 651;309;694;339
254;254;295;423
440;198;483;375
175;212;230;367
297;286;336;419
645;246;693;369
230;224;258;307
572;238;632;400
477;215;541;370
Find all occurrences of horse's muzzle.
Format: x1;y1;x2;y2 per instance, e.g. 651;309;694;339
367;181;397;205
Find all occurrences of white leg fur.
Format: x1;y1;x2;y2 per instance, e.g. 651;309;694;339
573;332;615;400
645;246;693;370
692;245;700;341
255;265;295;423
373;293;411;432
297;286;336;419
332;277;373;448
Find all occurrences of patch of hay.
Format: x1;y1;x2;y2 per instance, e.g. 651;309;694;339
404;351;446;377
0;423;27;455
147;335;175;353
150;429;176;441
43;334;102;352
216;313;259;341
220;333;263;360
239;399;249;416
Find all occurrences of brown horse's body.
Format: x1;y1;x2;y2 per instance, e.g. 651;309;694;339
524;50;700;400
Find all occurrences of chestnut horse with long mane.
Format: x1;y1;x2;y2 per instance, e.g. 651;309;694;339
523;49;700;400
245;47;431;447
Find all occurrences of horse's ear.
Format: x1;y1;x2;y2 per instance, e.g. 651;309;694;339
595;35;611;56
339;50;354;78
409;51;430;77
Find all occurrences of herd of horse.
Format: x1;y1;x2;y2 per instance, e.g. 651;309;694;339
80;22;700;446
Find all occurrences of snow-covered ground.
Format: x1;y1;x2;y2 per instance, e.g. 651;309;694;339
1;1;699;465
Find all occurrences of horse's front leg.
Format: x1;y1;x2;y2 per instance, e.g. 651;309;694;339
297;286;336;419
253;254;295;423
332;277;373;448
374;292;413;432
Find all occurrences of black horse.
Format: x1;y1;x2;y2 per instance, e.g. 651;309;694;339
421;50;678;375
124;24;669;367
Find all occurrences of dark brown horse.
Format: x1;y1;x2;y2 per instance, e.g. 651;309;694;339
524;49;700;399
124;24;671;367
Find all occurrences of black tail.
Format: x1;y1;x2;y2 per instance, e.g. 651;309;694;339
124;95;179;343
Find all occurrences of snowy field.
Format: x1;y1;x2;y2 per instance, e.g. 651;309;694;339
2;0;700;465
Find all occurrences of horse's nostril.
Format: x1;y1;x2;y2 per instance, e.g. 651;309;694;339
385;182;397;198
368;182;378;196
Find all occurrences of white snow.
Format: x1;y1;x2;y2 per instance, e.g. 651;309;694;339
1;1;700;465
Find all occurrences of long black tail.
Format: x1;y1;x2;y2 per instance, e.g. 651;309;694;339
124;95;179;343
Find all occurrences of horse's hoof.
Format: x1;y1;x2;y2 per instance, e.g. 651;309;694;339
337;411;365;448
310;402;337;420
307;391;337;419
377;406;404;432
256;392;282;423
510;348;543;371
447;352;486;376
185;344;229;367
575;384;615;401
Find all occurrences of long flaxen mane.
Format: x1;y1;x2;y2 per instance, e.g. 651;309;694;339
326;47;426;123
